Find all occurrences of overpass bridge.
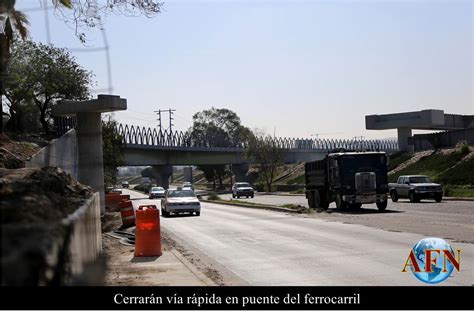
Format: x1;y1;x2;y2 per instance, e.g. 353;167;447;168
118;124;398;188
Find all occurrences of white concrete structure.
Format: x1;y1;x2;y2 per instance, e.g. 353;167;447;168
52;95;127;212
366;110;474;152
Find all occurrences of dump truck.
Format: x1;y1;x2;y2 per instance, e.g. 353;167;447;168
305;151;389;210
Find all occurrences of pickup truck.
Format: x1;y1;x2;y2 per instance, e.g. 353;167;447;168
389;175;443;203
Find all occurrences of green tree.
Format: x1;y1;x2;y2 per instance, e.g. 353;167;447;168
190;107;252;189
1;0;162;133
1;0;73;133
141;167;153;179
246;130;285;192
102;116;124;187
4;40;93;135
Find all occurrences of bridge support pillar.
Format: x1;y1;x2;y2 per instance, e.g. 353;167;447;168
151;165;173;189
52;95;127;214
183;166;193;183
232;163;249;183
397;127;414;152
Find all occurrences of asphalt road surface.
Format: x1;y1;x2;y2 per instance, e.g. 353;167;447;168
217;193;474;243
124;189;473;286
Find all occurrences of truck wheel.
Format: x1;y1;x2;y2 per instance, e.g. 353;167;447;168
435;194;442;202
335;194;347;210
308;191;316;208
409;191;417;203
320;193;329;210
376;200;388;210
320;200;329;210
390;190;399;202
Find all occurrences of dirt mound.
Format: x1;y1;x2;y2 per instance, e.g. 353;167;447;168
0;134;42;169
1;167;94;224
1;167;95;286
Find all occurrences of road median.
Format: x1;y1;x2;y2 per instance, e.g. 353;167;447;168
201;199;304;214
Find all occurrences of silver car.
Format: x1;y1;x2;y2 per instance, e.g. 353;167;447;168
161;188;201;217
149;186;166;199
232;182;254;198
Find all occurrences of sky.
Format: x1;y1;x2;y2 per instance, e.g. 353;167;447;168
18;0;473;140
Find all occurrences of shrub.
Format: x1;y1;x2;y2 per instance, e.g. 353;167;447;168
207;192;221;201
135;184;151;194
443;185;453;197
456;141;470;155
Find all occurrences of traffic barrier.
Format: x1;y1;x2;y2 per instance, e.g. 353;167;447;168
105;194;130;212
119;199;135;228
135;205;162;257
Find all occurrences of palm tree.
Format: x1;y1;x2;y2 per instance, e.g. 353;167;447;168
1;0;71;133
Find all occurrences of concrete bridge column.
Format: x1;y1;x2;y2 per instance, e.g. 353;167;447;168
397;127;414;152
151;165;173;189
183;166;193;183
232;163;249;183
52;95;127;213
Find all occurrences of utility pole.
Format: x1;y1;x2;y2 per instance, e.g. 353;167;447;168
154;108;176;133
154;109;162;132
352;136;365;141
168;108;175;134
155;108;176;144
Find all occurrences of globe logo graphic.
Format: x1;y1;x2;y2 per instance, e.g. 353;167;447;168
410;238;455;284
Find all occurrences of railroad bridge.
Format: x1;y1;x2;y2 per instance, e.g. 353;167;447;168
117;124;398;188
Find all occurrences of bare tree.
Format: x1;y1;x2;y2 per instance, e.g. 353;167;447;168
245;130;285;192
53;0;163;42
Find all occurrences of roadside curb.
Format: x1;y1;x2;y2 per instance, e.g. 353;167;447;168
443;197;474;202
258;192;306;197
167;247;216;286
201;199;303;214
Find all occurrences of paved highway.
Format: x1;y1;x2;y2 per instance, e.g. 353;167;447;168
217;193;474;243
124;189;473;286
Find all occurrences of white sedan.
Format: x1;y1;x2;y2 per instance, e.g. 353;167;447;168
161;188;201;217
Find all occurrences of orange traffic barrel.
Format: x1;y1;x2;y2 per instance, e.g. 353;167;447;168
119;199;135;228
135;205;162;257
105;194;130;212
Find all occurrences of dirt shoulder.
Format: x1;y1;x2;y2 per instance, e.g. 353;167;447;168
102;210;228;286
103;230;217;286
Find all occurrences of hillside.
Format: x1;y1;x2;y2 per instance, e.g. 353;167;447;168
388;146;473;197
